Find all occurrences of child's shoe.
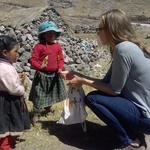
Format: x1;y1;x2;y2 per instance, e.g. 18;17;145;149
32;115;39;126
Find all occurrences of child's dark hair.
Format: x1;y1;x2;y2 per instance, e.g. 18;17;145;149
0;35;18;52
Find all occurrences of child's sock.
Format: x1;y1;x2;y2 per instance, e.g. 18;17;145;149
0;136;12;150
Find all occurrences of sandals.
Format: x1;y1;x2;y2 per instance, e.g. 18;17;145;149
114;134;147;150
123;144;146;150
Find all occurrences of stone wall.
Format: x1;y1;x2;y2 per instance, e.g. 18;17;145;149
0;7;108;81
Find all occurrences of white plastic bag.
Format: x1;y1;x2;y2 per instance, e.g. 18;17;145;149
57;86;88;132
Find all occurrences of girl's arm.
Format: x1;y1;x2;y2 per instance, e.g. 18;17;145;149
30;45;43;70
2;68;25;96
57;45;64;71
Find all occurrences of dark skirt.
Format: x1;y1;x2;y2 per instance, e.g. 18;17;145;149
0;91;31;138
29;71;66;109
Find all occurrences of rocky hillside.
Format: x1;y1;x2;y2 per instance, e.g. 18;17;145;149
0;0;150;27
0;7;106;80
0;0;150;80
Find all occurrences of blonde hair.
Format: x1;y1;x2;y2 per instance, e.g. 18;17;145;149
99;9;150;57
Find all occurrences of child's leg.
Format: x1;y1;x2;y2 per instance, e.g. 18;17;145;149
33;106;41;116
32;106;41;126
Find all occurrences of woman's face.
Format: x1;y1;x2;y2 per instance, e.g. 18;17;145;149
97;26;108;45
5;44;19;64
44;31;57;43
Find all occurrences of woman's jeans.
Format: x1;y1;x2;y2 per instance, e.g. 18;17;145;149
85;90;150;146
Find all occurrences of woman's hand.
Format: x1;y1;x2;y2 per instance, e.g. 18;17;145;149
67;75;83;87
59;70;84;87
59;70;75;80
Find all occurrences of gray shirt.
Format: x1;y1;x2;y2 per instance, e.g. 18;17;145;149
103;41;150;118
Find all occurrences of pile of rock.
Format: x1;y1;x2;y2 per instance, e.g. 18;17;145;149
0;7;107;81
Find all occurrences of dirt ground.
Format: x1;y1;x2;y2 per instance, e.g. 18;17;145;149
15;102;123;150
14;100;150;150
0;0;150;150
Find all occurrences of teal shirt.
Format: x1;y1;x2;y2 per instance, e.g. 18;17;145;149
103;41;150;118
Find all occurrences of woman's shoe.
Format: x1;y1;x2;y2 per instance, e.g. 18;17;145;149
123;144;146;150
114;144;145;150
114;134;147;150
138;134;147;150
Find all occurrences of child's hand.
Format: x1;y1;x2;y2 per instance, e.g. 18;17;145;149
20;72;27;90
41;56;48;70
40;62;48;70
59;70;75;80
57;69;62;73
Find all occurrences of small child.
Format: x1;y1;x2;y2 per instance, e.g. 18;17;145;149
29;21;66;125
0;35;30;150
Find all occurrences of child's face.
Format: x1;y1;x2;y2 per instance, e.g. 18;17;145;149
44;31;57;43
5;44;19;64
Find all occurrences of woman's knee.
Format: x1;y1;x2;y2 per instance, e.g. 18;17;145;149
85;93;92;106
85;90;111;106
85;90;100;106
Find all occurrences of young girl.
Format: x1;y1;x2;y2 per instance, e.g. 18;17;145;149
0;35;30;150
60;9;150;150
29;21;66;125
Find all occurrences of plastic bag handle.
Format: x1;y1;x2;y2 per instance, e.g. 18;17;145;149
81;121;86;132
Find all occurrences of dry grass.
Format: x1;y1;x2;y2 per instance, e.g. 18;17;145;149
15;57;110;149
15;58;111;149
19;99;109;150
